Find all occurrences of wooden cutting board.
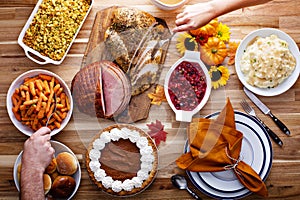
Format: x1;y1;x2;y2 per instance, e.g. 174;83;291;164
81;6;170;123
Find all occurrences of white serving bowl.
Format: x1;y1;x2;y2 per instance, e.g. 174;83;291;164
6;69;73;136
164;50;211;122
151;0;188;10
18;0;93;65
235;28;300;96
13;140;81;200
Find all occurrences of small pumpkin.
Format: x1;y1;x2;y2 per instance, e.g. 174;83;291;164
199;37;228;65
190;18;219;36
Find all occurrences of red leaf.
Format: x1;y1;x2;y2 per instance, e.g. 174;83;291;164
146;120;168;146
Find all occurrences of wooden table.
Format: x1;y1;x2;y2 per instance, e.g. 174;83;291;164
1;0;299;199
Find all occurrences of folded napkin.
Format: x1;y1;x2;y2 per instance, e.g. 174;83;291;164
176;98;268;197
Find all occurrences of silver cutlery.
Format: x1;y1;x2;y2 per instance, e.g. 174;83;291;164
240;99;283;147
46;92;57;127
243;87;290;135
171;174;202;199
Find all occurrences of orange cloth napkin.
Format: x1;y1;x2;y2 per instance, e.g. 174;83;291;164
176;98;268;197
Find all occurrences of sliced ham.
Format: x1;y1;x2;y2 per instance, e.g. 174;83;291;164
71;60;131;119
102;62;125;118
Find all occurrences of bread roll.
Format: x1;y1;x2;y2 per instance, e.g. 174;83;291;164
43;174;52;195
50;170;59;182
56;152;78;175
51;175;76;198
45;158;57;174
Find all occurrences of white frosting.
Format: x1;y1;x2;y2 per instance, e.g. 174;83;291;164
89;160;101;172
137;169;149;181
100;131;111;143
112;180;123;193
89;127;155;192
136;136;148;148
110;128;123;141
141;162;153;172
140;145;153;156
140;154;155;164
122;179;134;191
89;149;101;160
132;177;143;188
93;138;106;150
102;176;114;188
94;169;106;182
128;130;140;143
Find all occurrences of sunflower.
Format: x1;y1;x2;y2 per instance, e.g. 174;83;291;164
176;32;198;55
215;22;230;42
208;65;230;89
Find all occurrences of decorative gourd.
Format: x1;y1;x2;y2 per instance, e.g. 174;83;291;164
199;37;227;65
189;18;219;36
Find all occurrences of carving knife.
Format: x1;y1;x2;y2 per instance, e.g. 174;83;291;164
243;87;290;135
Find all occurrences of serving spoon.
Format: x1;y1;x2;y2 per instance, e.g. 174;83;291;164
171;174;202;200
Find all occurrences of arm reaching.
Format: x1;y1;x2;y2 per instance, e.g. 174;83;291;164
20;127;54;200
173;0;272;32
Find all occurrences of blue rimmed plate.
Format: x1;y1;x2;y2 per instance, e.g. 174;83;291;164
184;111;273;199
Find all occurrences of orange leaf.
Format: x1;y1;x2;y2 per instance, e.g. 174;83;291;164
227;41;240;65
147;85;167;105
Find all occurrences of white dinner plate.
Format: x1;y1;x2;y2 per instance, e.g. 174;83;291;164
235;28;300;96
185;111;273;199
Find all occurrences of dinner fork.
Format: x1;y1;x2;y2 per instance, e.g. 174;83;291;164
240;99;283;147
46;93;57;127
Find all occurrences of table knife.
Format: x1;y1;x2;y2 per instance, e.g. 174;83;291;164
252;115;283;147
243;87;290;135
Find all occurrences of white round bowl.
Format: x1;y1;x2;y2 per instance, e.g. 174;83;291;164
151;0;188;10
6;69;73;136
164;50;211;122
13;140;81;200
235;28;300;96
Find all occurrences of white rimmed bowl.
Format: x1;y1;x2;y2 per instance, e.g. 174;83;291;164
151;0;188;10
13;140;81;200
235;28;300;96
164;50;211;122
6;69;73;136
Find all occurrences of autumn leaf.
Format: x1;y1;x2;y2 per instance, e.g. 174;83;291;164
146;120;168;146
227;41;240;65
147;85;167;105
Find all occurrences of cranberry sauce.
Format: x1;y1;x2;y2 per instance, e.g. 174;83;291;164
168;61;207;111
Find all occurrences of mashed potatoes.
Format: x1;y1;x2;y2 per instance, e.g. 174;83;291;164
240;34;296;88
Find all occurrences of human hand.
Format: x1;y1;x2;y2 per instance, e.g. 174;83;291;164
22;127;55;173
173;2;215;32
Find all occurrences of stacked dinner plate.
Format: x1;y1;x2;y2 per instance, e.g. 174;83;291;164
184;111;273;199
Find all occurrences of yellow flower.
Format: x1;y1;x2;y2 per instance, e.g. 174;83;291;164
176;32;198;55
215;22;230;42
208;65;230;89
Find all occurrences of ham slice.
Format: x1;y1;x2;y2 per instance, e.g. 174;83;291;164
71;60;131;119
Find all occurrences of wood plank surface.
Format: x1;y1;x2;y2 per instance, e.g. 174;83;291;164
0;0;300;199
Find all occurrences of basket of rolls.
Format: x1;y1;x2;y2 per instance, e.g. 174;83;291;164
13;140;81;199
